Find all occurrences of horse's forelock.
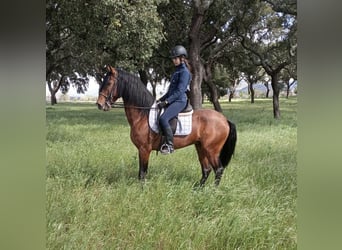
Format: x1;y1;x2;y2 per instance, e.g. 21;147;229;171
99;72;111;93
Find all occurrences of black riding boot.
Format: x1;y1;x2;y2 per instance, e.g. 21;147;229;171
160;126;174;154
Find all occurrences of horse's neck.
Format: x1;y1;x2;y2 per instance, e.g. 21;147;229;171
119;81;153;127
124;107;147;127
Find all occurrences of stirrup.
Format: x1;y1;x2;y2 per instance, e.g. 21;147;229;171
160;143;174;155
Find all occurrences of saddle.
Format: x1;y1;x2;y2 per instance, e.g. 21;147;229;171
168;100;193;134
148;100;193;136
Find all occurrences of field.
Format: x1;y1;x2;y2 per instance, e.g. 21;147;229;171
46;98;297;249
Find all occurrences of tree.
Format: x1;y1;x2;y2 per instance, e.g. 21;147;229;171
188;0;238;110
243;67;266;103
233;0;297;118
155;0;236;110
46;0;166;104
210;64;237;104
153;0;296;115
225;41;268;103
281;62;297;98
46;0;104;104
203;63;226;112
187;0;212;109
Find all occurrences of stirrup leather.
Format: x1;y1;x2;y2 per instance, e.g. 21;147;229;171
160;143;174;154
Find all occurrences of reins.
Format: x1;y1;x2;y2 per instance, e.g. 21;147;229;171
110;103;159;110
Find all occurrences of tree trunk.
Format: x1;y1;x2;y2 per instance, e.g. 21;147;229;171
203;62;222;112
286;82;290;98
188;44;203;109
152;85;157;98
138;69;148;87
50;93;57;105
264;83;270;98
249;83;255;103
271;74;280;119
272;93;280;119
188;5;206;110
205;81;222;112
189;64;203;109
47;75;64;105
228;92;233;102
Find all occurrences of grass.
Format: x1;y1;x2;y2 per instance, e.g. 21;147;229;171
46;97;297;249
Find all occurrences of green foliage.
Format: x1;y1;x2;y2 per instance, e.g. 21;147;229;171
233;0;297;71
46;0;167;93
46;0;296;112
210;64;233;97
103;0;167;70
46;98;297;249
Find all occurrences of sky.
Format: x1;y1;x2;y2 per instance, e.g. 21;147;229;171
46;76;99;98
46;76;168;99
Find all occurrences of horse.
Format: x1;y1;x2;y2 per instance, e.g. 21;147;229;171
96;66;237;186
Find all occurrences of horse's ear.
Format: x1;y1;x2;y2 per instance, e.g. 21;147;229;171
107;65;115;73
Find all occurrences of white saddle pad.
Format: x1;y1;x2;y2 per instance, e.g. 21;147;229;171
148;102;193;136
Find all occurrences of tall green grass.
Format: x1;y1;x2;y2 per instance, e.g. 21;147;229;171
46;98;297;249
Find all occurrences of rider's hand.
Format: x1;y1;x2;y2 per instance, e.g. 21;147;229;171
157;100;168;109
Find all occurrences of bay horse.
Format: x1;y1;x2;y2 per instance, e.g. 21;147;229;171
96;66;237;186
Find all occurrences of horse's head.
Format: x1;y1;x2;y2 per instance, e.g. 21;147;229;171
96;66;119;111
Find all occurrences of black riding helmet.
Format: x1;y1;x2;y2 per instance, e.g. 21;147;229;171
170;45;188;58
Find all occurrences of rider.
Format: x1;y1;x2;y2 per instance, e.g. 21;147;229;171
157;45;191;154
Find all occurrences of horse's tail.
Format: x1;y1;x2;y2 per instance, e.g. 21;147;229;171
219;120;237;167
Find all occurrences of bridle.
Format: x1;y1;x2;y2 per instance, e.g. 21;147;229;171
99;73;118;107
99;92;109;99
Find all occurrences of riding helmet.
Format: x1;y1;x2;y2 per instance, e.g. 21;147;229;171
170;45;188;58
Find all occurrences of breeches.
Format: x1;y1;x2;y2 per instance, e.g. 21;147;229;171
159;101;187;128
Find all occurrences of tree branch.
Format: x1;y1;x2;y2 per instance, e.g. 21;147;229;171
261;0;297;16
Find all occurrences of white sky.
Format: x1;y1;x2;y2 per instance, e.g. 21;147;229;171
46;76;168;98
46;76;99;97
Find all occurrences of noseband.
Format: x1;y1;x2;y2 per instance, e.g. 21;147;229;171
99;92;110;99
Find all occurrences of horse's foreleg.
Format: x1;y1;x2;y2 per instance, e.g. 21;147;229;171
138;149;151;181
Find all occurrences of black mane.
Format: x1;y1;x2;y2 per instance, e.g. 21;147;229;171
116;69;155;115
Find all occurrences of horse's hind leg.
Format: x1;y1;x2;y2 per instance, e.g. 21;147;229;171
200;166;211;186
200;146;224;186
208;155;225;186
213;164;225;186
195;144;211;187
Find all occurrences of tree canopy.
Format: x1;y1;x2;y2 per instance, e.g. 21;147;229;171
46;0;297;119
46;0;166;104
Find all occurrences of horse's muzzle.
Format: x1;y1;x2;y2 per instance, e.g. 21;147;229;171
96;101;110;111
96;102;103;110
